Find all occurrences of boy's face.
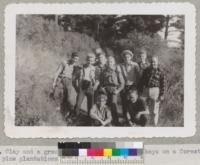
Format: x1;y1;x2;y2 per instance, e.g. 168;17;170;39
87;57;95;65
124;53;132;63
71;56;79;64
98;54;107;65
140;50;147;62
151;56;158;69
97;97;107;107
108;57;115;67
129;91;138;103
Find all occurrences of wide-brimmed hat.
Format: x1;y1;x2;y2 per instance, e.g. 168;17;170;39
121;49;134;58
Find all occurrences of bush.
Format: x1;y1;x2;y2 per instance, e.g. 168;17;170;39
109;30;184;126
16;15;100;126
16;15;184;126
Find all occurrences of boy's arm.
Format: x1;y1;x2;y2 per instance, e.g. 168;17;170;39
102;110;112;126
93;68;100;90
115;66;125;93
126;111;134;126
135;63;141;85
73;66;82;91
138;68;147;94
138;109;150;116
136;100;149;118
94;68;100;90
52;63;64;92
90;106;104;124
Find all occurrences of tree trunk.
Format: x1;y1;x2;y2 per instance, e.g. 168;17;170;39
164;15;170;40
55;15;57;23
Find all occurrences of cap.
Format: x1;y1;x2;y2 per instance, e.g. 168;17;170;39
121;50;134;58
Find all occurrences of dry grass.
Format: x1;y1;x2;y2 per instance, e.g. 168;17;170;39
15;15;184;127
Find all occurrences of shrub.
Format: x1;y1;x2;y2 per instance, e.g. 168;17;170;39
16;15;100;126
16;15;184;126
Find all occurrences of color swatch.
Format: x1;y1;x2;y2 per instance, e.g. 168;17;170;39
58;142;143;157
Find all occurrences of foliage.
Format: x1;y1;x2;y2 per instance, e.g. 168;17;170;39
59;15;165;45
15;15;99;126
16;15;184;126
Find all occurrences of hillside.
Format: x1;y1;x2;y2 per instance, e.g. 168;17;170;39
16;15;184;127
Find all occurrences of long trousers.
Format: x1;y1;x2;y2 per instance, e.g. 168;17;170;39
61;77;76;116
120;85;134;122
74;84;94;116
132;114;148;127
140;87;160;126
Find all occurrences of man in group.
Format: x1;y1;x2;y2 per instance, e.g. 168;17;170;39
52;52;80;119
99;56;124;126
74;53;96;116
138;55;165;126
126;88;149;127
120;49;140;123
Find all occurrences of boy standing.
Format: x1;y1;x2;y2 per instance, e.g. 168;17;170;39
120;50;140;122
90;93;112;126
138;55;165;126
52;52;79;118
126;89;149;127
94;51;107;90
99;56;124;126
74;53;96;116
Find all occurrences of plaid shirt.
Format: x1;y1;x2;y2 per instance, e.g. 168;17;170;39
95;64;106;81
139;66;165;96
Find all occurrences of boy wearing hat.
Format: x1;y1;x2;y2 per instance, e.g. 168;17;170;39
99;56;124;126
52;52;80;118
90;93;112;126
120;49;140;123
74;52;96;116
138;55;165;126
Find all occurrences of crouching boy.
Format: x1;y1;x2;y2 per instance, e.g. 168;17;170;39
90;93;112;126
126;88;149;127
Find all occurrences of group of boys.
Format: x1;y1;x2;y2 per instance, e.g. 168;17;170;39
52;48;165;127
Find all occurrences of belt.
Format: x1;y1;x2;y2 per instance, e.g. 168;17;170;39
148;85;159;88
103;84;118;87
82;79;92;83
59;75;72;79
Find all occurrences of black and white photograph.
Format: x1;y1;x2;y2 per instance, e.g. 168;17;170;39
4;3;195;137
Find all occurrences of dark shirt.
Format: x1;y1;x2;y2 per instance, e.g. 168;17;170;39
95;64;106;81
99;65;124;88
139;66;165;96
138;61;150;74
127;98;146;119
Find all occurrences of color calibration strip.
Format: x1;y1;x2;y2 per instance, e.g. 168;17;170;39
58;142;143;157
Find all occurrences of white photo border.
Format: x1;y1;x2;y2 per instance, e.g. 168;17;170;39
4;3;196;138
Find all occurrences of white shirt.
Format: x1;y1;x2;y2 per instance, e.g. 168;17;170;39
60;60;75;78
82;65;95;82
121;61;140;85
